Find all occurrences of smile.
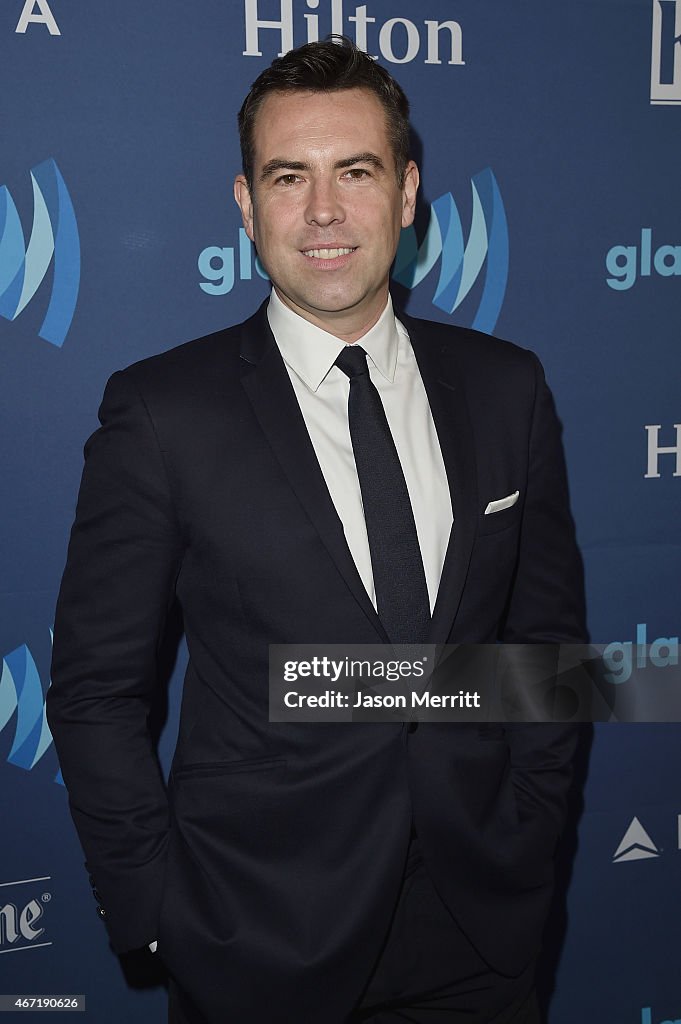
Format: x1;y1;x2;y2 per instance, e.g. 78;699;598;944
301;247;356;260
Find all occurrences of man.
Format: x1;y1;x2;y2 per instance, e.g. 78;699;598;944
47;37;586;1024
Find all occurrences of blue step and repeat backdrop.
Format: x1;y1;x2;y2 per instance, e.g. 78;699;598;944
1;1;679;1021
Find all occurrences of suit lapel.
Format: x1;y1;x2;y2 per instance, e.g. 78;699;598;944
238;303;390;643
403;314;479;644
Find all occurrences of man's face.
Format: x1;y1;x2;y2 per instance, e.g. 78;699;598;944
234;88;418;341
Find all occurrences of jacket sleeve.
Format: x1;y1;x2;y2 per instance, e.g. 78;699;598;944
47;369;184;953
500;352;588;841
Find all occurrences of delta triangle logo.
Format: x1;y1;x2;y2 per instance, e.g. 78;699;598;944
612;816;659;863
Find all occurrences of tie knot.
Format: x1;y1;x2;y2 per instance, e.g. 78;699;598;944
335;345;369;380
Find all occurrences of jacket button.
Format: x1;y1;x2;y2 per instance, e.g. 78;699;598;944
408;721;418;733
96;906;107;919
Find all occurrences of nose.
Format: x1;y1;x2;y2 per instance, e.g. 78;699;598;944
304;178;345;227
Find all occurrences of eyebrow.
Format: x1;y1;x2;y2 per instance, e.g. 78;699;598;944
259;152;387;182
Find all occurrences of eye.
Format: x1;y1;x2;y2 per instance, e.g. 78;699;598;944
343;168;370;180
275;173;302;186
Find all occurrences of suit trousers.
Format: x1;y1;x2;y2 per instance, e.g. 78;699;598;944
168;835;539;1024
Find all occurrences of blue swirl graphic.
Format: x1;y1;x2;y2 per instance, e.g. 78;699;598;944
392;168;508;334
0;640;61;783
470;168;509;335
0;187;26;317
0;158;80;347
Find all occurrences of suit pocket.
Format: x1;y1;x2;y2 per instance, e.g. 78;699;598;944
477;503;522;536
173;756;286;780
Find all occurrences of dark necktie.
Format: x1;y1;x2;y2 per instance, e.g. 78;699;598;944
334;345;431;645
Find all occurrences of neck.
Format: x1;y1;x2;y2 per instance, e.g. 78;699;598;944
273;288;388;343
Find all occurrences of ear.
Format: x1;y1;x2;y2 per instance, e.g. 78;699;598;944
234;175;255;242
400;161;419;229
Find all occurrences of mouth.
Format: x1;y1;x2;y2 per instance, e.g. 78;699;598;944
301;247;357;260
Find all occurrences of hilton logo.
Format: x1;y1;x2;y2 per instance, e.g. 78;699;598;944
651;0;681;104
243;0;464;65
644;424;681;478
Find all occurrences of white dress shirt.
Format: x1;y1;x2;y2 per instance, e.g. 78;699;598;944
267;289;453;614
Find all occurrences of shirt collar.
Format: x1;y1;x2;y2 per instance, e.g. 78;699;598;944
267;289;400;393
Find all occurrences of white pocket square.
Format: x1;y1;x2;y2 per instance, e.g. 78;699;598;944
484;490;519;515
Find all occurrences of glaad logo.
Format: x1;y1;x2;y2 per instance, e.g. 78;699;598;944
392;168;508;334
0;640;61;783
606;229;681;290
198;228;269;296
651;0;681;104
0;158;80;347
0;876;52;954
602;623;679;683
243;0;464;66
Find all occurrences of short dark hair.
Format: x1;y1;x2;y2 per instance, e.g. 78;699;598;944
238;36;411;189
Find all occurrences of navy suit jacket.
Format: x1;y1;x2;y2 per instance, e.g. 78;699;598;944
47;301;586;1024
